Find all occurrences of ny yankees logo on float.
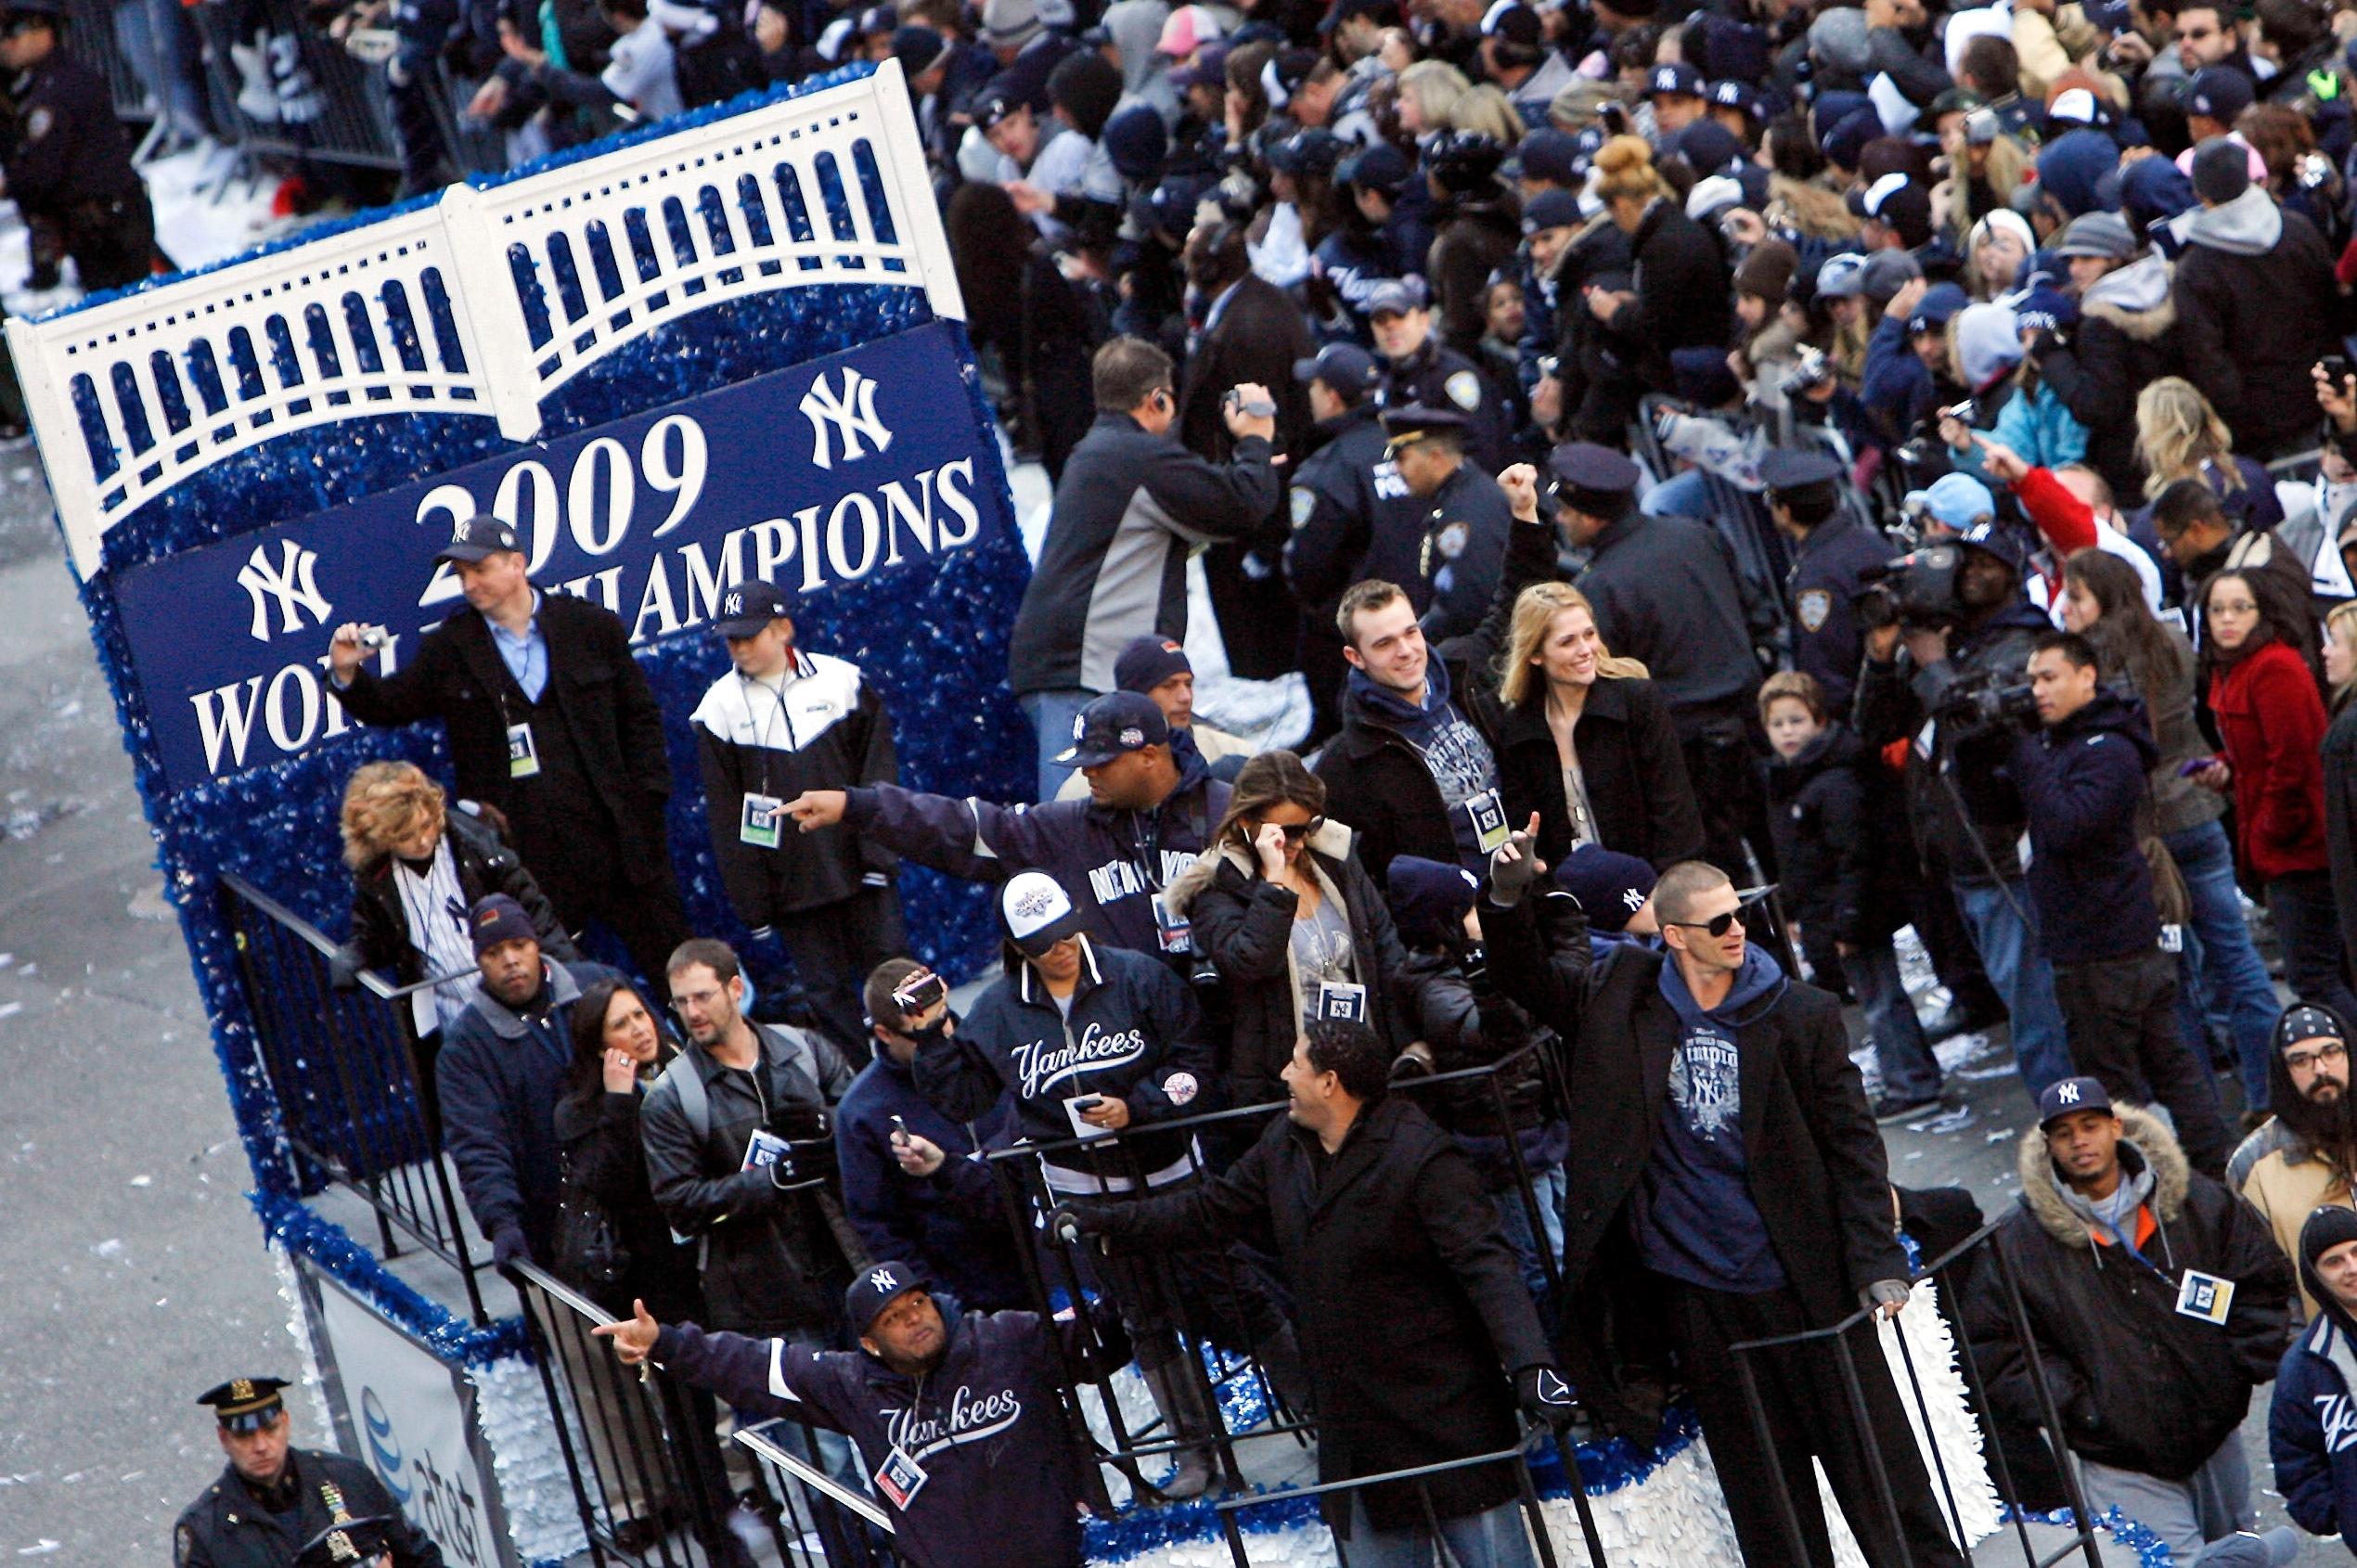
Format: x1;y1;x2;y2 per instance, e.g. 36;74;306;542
118;323;1009;792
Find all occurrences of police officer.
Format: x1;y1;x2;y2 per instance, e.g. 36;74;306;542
0;0;157;292
1379;403;1513;645
1762;447;1890;714
174;1379;444;1568
1366;276;1512;474
1284;342;1432;742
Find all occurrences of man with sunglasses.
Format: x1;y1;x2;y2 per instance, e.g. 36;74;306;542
1007;336;1281;803
1488;850;1965;1568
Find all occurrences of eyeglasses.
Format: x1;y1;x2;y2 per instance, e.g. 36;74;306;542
1267;816;1326;842
2286;1041;2349;1073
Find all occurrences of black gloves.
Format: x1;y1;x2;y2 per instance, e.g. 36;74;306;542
1514;1364;1578;1433
491;1224;532;1277
1048;1201;1117;1249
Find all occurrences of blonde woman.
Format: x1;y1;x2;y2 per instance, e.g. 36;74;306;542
1445;83;1525;144
1489;581;1705;868
2133;376;2284;535
1587;135;1732;398
340;760;574;1039
1396;58;1470;137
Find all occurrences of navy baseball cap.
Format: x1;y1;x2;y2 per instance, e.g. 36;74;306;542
1364;276;1429;317
436;513;522;564
712;578;794;638
1294;341;1381;392
1504;127;1581;186
2036;1074;2115;1127
1646;60;1703;98
1757;447;1843;493
1055;690;1169;766
845;1261;926;1338
1337;141;1412;195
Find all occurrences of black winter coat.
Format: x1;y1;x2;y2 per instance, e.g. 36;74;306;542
335;592;676;883
1964;1107;2292;1480
1174;829;1418;1108
2031;265;2177;496
1484;919;1903;1424
1313;510;1554;885
1179;273;1321;680
1086;1095;1552;1532
551;1063;705;1322
1574;502;1774;720
638;1022;857;1336
1402;883;1588;1153
174;1450;442;1568
1494;674;1705;872
2174;205;2346;460
1855;598;2054;881
1764;723;1909;946
1596;199;1730;395
345;804;576;987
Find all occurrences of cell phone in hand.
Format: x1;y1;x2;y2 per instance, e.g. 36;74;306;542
891;970;946;1016
1069;1096;1104;1112
2323;354;2354;384
889;1113;910;1144
2177;757;2216;778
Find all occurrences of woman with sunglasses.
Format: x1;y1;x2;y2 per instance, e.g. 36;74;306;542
1172;750;1422;1112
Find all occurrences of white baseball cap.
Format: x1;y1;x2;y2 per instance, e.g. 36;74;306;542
1001;871;1088;958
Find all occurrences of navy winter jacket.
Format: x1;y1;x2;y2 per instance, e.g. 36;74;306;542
834;1044;1026;1311
2007;688;2160;964
2272;1272;2357;1554
652;1299;1125;1568
916;938;1220;1187
843;741;1230;968
435;959;625;1260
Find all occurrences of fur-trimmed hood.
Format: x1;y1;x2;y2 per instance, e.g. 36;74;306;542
2079;252;2176;341
1161;817;1357;918
2015;1102;2191;1248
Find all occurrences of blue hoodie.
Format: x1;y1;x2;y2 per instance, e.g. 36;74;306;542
2272;1245;2357;1554
1631;946;1791;1292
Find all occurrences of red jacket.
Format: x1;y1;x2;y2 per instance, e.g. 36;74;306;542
2209;639;2332;882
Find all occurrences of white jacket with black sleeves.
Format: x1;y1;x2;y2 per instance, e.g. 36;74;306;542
692;649;899;925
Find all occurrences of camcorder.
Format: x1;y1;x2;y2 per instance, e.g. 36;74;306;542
1933;667;2040;735
1853;545;1966;632
1777;345;1832;396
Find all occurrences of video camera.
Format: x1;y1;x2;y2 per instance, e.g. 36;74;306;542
1853;545;1966;633
1933;667;2039;734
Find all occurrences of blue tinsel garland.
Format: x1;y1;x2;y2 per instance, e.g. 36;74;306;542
68;90;1030;1258
2001;1505;2172;1568
252;1190;528;1366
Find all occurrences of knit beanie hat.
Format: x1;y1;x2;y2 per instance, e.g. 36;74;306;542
1735;238;1798;302
984;0;1043;49
1386;856;1481;948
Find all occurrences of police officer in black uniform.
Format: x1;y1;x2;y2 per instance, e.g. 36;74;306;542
174;1379;444;1568
1283;342;1435;743
1365;276;1513;474
1762;447;1892;715
0;0;157;292
1379;403;1513;645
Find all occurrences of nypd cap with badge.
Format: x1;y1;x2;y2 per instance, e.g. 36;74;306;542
1381;403;1470;451
198;1376;290;1433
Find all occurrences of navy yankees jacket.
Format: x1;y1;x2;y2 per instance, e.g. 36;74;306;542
652;1297;1124;1568
2272;1254;2357;1554
842;739;1230;966
915;937;1220;1188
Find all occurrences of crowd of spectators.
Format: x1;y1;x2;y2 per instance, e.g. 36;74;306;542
149;0;2357;1553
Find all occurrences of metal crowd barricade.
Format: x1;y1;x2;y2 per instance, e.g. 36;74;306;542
512;1260;867;1568
188;1;403;176
1214;1424;1583;1568
216;870;489;1322
981;1042;1574;1510
1725;1218;2105;1568
735;1422;908;1567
